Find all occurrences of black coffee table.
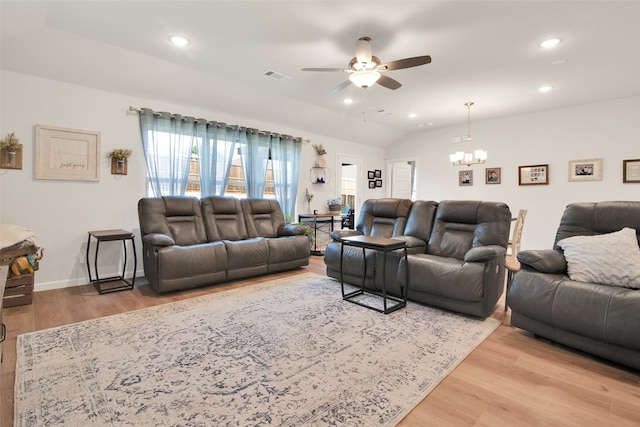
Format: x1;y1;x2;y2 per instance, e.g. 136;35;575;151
339;235;408;314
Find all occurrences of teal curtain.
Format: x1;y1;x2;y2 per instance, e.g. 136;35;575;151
138;108;195;196
197;122;237;196
271;135;301;217
239;129;270;198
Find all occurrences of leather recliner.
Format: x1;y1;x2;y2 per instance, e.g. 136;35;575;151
138;196;310;293
508;201;640;370
325;198;511;318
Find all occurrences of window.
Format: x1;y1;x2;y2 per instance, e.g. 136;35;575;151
184;149;275;199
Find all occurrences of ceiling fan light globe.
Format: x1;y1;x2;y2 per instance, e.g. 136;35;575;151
355;37;373;63
349;70;381;88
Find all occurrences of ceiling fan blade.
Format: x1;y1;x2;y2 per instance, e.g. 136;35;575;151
379;55;432;71
377;74;402;90
331;80;352;94
301;67;345;72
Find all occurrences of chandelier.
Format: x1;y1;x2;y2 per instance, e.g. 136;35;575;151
449;102;487;167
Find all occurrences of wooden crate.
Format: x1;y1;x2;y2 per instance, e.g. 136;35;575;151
3;273;34;307
0;245;38;307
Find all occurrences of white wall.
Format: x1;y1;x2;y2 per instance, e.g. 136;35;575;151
0;70;386;290
386;96;640;250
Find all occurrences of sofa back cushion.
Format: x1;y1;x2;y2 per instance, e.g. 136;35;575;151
138;197;208;246
241;198;285;238
201;196;249;241
356;198;413;238
427;200;511;259
405;200;438;243
554;201;640;249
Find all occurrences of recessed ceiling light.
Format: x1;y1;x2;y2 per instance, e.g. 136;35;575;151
408;113;417;119
343;98;354;105
538;38;562;48
169;35;190;47
538;85;553;93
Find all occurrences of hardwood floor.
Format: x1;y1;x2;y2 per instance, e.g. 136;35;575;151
2;257;639;426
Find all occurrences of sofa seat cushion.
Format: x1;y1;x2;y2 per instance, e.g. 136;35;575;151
266;236;309;264
223;238;269;269
157;242;227;279
400;254;485;301
509;270;640;351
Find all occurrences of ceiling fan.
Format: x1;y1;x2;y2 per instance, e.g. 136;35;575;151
302;36;431;93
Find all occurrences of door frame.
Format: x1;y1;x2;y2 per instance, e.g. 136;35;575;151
336;152;363;212
386;157;419;199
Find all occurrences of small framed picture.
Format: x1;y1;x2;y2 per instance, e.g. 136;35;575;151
368;170;375;179
485;167;501;184
375;179;382;187
568;158;603;182
459;170;473;186
374;169;382;178
623;159;640;183
368;180;376;188
519;164;549;185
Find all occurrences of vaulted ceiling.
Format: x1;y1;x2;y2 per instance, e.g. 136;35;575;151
2;1;639;147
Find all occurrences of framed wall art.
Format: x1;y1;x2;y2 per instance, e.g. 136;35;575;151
374;169;382;178
459;170;473;186
368;170;375;179
518;164;549;185
622;159;640;183
375;179;382;187
35;125;101;181
368;180;376;188
568;158;602;182
485;167;501;184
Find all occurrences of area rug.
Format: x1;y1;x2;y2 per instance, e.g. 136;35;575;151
15;273;501;426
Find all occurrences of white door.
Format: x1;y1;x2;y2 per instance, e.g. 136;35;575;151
391;161;413;198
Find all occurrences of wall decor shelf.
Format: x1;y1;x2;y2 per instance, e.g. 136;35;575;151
310;166;329;184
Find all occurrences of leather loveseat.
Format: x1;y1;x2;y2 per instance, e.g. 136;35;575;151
325;198;511;318
508;201;640;370
138;196;310;293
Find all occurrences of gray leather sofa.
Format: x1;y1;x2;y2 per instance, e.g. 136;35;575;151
508;201;640;370
138;196;310;293
325;198;511;318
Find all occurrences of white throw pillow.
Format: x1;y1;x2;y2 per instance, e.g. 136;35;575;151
556;227;640;289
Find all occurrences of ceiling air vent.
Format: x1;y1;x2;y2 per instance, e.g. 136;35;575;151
264;70;292;80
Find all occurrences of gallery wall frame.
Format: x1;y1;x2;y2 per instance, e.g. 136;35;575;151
518;164;549;185
459;170;473;186
375;179;383;187
374;169;382;178
35;124;101;181
622;159;640;183
485;167;501;184
568;158;603;182
368;170;375;179
368;180;376;188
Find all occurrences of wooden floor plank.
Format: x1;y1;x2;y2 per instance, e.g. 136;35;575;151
2;257;639;427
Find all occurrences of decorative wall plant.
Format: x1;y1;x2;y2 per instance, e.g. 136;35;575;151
0;132;23;170
108;149;132;175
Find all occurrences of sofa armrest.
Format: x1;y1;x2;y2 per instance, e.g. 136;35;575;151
278;224;307;236
517;249;567;274
387;235;427;253
464;245;506;262
142;233;175;247
330;230;363;241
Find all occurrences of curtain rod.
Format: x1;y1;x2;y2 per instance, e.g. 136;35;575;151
128;106;310;143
